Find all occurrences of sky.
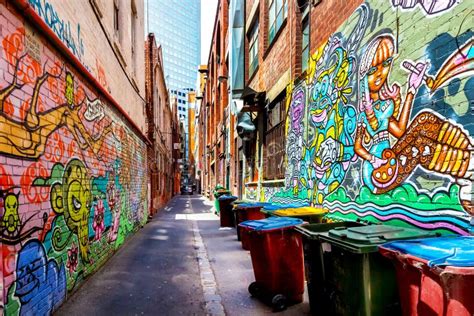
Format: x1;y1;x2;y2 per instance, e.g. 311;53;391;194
200;0;219;64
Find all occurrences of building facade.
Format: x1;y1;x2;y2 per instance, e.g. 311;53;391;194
146;0;201;186
145;34;179;215
199;0;474;235
199;0;231;198
0;0;151;314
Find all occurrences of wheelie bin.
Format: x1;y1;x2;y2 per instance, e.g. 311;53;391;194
239;217;305;311
261;206;327;224
296;221;366;314
213;187;231;215
379;236;474;316
298;224;436;315
217;195;238;227
233;202;272;249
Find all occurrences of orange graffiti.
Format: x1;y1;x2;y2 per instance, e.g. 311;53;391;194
2;27;42;85
20;162;49;204
0;164;14;190
44;132;65;163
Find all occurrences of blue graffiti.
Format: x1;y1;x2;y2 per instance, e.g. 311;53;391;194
14;240;66;315
28;0;85;60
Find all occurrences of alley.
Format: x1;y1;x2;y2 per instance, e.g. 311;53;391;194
55;196;310;315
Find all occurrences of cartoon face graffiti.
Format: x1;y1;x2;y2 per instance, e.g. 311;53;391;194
2;192;21;235
366;37;394;94
51;159;91;262
309;47;353;128
14;240;66;314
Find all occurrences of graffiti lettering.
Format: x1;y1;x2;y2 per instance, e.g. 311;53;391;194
28;0;85;60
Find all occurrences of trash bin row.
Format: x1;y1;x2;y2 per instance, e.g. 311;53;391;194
215;198;474;315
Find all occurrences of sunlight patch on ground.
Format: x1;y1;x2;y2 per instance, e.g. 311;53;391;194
175;213;219;221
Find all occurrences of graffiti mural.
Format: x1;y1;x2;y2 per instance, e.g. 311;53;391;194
390;0;460;16
0;3;148;315
276;0;473;235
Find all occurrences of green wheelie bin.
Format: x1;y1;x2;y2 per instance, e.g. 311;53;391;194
296;223;436;315
213;186;230;215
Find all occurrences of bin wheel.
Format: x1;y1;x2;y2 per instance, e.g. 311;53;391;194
271;294;287;312
248;282;261;297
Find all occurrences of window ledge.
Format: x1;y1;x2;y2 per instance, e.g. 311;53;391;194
262;179;285;184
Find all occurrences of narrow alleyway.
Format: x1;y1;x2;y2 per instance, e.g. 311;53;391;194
55;195;310;315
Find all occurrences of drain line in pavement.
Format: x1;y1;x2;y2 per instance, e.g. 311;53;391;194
192;220;226;315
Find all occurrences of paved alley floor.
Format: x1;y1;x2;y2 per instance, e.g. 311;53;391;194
56;195;310;315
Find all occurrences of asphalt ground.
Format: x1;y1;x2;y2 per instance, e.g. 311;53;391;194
56;195;310;315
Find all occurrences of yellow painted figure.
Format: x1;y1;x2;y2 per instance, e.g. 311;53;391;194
0;57;111;160
1;192;21;236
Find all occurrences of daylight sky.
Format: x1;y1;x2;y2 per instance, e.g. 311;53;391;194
200;0;219;64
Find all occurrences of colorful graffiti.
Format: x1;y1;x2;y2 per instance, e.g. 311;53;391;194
274;0;473;235
0;4;148;315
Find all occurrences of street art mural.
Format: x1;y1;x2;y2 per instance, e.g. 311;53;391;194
272;0;474;235
0;4;148;315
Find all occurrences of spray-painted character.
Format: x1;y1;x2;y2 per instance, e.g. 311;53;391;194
1;192;21;237
355;34;473;214
50;159;92;262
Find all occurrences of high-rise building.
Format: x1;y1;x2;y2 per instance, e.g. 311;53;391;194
146;0;200;130
146;0;201;184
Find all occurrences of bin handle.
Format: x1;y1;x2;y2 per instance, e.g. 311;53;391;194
427;248;457;267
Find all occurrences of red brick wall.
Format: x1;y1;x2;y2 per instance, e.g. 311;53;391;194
310;0;364;52
1;2;149;315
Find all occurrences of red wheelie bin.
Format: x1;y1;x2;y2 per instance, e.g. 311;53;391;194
239;217;304;311
233;202;271;249
380;236;474;316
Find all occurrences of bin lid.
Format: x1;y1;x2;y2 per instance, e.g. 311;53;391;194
295;221;364;238
239;217;303;231
381;236;474;267
262;202;309;211
274;207;327;217
322;224;436;253
218;195;238;201
236;202;273;209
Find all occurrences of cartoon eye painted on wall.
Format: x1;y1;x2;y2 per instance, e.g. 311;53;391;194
72;195;82;210
382;57;393;67
367;66;378;76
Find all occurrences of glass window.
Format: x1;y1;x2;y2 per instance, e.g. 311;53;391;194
300;0;310;71
264;95;286;180
302;18;309;71
248;21;259;77
268;0;287;43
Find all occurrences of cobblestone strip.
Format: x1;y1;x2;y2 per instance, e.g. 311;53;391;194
192;220;226;316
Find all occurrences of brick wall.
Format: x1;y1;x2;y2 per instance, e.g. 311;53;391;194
0;1;149;315
310;0;363;52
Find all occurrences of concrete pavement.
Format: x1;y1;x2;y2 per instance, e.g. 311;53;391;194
56;195;310;315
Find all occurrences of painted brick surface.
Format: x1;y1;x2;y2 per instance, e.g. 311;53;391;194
0;2;148;315
267;0;474;235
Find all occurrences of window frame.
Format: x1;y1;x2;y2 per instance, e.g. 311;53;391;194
300;0;310;72
248;20;259;77
113;2;120;33
268;0;287;44
263;95;287;180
